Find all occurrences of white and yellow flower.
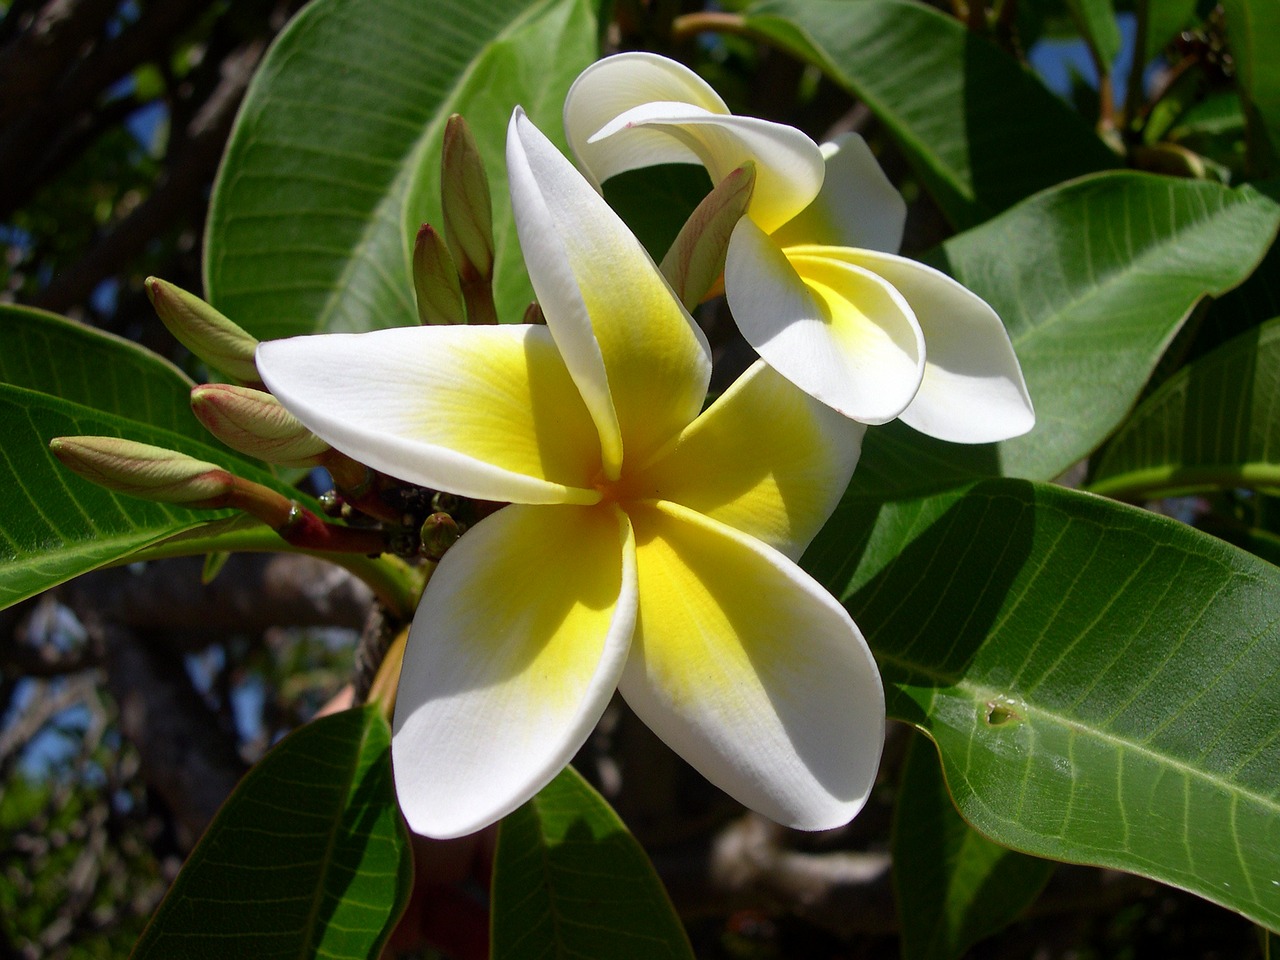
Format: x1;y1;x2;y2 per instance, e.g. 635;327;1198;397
256;110;884;840
564;52;1035;443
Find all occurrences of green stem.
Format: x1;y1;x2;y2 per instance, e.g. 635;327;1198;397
1123;0;1150;136
1086;463;1280;501
122;524;424;620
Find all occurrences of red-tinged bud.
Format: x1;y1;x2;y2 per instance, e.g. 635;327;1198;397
48;436;235;505
522;301;546;325
144;277;260;383
441;114;495;283
660;162;756;310
413;224;467;325
190;383;330;467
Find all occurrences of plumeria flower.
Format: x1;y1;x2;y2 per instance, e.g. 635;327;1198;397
564;52;1035;443
256;109;884;839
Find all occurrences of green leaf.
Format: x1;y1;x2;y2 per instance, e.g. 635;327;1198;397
1065;0;1121;70
803;479;1280;931
205;0;598;340
1222;0;1280;177
848;173;1280;499
1145;0;1201;62
0;305;317;610
492;765;694;960
132;705;411;959
1088;315;1280;498
743;0;1119;229
893;735;1054;960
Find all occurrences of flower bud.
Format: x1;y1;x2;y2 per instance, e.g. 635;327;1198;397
412;224;467;325
441;114;495;284
419;511;461;561
49;436;234;505
145;277;260;383
190;383;331;467
660;162;756;309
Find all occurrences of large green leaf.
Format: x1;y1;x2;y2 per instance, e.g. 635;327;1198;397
802;479;1280;931
132;705;411;959
1064;0;1121;70
492;765;694;960
0;305;313;610
1222;0;1280;177
848;173;1280;499
743;0;1119;228
205;0;597;340
893;735;1054;960
1088;315;1280;498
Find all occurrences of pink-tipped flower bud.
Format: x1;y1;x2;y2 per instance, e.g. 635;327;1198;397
145;277;260;383
660;162;756;309
48;436;234;505
413;224;467;325
190;383;330;467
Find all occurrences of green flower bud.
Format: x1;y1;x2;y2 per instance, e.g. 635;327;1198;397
441;114;495;284
145;277;260;383
412;224;467;325
660;162;756;310
49;436;234;505
190;383;331;467
419;511;461;561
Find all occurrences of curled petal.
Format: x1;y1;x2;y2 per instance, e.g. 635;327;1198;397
507;109;711;478
564;51;730;188
256;325;600;504
393;503;637;839
589;103;823;236
726;220;925;423
620;502;884;830
630;361;865;560
772;133;907;254
800;248;1035;442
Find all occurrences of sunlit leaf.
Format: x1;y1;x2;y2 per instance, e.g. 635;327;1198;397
743;0;1119;228
1088;315;1280;498
492;765;694;960
132;705;411;959
803;479;1280;932
205;0;598;340
0;306;313;610
894;735;1054;960
849;173;1280;499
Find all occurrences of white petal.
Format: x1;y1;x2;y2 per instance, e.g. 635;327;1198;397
589;102;824;235
844;250;1035;442
772;132;907;254
564;51;730;188
619;501;884;830
725;220;924;423
392;503;636;839
507;108;711;477
256;325;600;504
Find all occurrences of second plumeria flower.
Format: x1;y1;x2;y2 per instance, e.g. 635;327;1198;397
256;109;884;840
564;52;1035;442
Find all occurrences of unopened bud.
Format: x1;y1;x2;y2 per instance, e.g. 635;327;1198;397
419;511;461;561
441;114;495;283
413;224;467;325
190;383;331;467
521;301;546;325
660;162;756;310
49;436;233;505
145;277;260;383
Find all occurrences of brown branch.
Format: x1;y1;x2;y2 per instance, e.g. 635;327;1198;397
0;0;119;125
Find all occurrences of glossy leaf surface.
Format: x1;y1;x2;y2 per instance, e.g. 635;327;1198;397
1089;315;1280;497
846;173;1280;499
133;705;411;959
205;0;597;339
894;735;1054;960
803;479;1280;931
744;0;1118;228
492;765;694;960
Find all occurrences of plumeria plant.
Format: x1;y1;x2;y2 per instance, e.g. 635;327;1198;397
3;0;1280;957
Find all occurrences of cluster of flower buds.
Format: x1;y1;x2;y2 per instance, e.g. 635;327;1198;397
47;114;757;568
